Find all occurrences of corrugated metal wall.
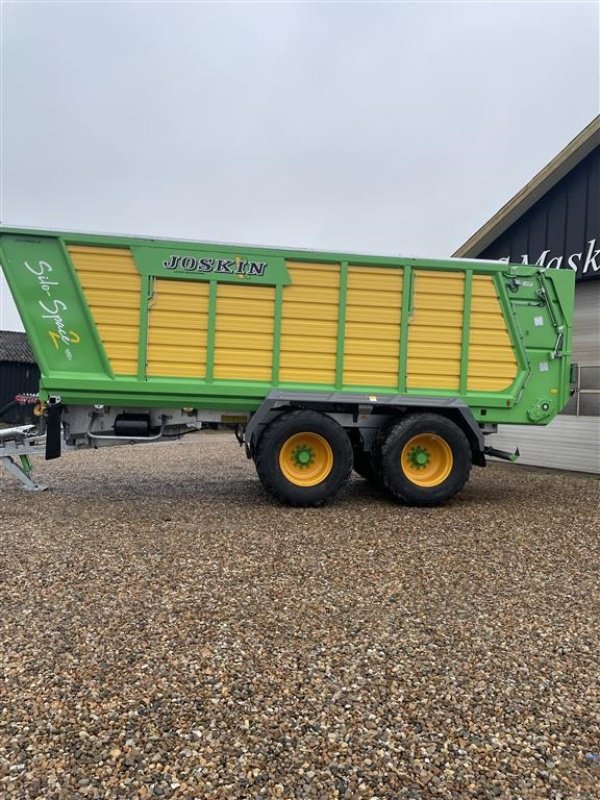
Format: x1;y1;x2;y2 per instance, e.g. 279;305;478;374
572;281;600;367
561;282;600;418
0;361;40;424
488;417;600;474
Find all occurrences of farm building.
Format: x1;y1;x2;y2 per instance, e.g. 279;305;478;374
455;115;600;473
0;330;40;425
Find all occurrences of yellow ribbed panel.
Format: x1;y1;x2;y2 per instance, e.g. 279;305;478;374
468;275;518;391
407;270;465;391
147;279;209;377
344;266;403;387
214;284;275;380
280;262;340;384
68;245;141;375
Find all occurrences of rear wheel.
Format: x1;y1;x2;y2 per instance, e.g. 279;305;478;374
375;413;471;506
255;410;352;507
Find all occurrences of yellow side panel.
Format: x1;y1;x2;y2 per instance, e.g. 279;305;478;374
407;270;464;391
68;245;141;375
147;279;209;377
468;276;518;391
214;284;275;381
344;266;402;387
280;262;340;384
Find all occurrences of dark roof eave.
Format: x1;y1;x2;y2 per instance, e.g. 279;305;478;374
0;330;36;363
453;115;600;258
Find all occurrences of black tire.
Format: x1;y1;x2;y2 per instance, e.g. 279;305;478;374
254;410;353;507
374;413;471;506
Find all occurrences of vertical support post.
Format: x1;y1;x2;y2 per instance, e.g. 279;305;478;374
205;280;218;383
459;270;472;395
271;283;283;385
137;275;151;381
45;402;62;460
398;265;413;394
335;261;349;390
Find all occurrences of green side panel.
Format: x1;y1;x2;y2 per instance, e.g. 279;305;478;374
0;234;112;379
0;226;576;428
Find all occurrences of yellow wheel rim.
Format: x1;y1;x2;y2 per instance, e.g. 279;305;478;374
279;432;334;487
401;433;453;487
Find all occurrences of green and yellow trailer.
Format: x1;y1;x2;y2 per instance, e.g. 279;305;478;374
0;227;575;505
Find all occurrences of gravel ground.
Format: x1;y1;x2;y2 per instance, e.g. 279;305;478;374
1;434;598;800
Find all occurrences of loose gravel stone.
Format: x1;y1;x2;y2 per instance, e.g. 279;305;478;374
0;434;598;799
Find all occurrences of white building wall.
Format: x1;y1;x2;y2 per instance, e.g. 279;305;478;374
488;416;600;474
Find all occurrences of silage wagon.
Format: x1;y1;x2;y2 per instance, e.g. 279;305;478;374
0;227;575;505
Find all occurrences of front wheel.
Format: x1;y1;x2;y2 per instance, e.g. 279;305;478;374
254;410;353;507
375;413;471;506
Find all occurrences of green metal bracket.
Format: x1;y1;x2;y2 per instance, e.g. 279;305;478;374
205;280;218;383
137;275;152;380
335;262;349;390
398;265;413;393
459;270;473;394
19;455;32;476
271;284;283;386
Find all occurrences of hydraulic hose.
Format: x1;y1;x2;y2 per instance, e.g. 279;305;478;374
0;400;18;419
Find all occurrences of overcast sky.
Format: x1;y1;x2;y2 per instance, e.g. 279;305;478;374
1;0;598;331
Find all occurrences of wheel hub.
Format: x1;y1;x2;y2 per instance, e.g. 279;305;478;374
292;444;314;468
407;445;430;469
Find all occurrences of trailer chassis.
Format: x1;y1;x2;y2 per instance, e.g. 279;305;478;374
1;390;515;499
